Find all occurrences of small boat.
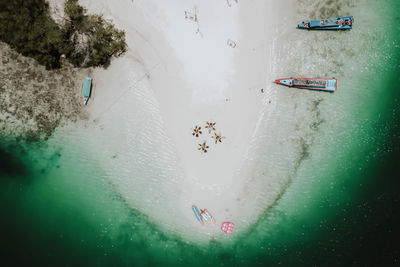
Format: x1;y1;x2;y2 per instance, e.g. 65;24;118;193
298;16;353;30
275;77;337;92
82;77;92;105
200;209;216;224
192;205;204;226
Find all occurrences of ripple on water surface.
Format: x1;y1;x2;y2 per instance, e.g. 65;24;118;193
1;0;400;265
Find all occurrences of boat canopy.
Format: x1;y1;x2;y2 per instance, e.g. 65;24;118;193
310;20;321;27
293;79;328;87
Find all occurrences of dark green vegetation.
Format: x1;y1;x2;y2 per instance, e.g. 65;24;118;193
0;0;68;69
0;0;126;69
63;0;127;67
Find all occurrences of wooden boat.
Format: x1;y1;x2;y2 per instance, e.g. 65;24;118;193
82;77;92;105
298;16;353;30
192;205;204;226
275;78;337;92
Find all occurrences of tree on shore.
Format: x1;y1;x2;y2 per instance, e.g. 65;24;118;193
0;0;127;69
86;15;127;66
64;0;127;67
64;0;85;29
0;0;69;68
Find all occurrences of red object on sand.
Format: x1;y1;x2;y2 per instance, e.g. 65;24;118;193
221;222;234;234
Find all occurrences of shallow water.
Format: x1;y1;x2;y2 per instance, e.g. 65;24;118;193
1;0;400;265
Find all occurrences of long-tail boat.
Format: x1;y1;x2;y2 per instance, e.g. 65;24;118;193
275;78;337;92
298;16;353;30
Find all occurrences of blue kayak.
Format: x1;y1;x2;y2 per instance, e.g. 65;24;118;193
298;16;353;30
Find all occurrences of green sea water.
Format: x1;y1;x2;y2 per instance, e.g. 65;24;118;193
1;0;400;266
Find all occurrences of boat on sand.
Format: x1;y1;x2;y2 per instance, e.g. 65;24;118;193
298;16;353;30
192;205;204;226
82;77;92;105
275;78;337;92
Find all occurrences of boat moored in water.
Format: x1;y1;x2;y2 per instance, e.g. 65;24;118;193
298;16;353;30
82;77;92;105
275;78;337;92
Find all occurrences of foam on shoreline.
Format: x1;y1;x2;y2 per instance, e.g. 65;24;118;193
45;0;366;243
2;1;400;264
71;0;317;242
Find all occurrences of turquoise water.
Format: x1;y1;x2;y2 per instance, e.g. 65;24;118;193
1;0;400;265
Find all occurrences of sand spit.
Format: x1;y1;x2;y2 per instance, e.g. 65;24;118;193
41;0;344;243
75;0;289;242
0;0;363;244
0;42;88;142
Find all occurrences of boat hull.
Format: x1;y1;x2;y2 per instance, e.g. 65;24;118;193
275;78;337;92
298;16;353;30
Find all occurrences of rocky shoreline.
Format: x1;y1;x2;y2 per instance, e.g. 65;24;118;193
0;42;88;143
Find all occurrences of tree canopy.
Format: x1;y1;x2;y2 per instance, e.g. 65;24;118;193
0;0;127;69
0;0;68;68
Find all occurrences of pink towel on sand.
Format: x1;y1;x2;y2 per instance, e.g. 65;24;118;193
221;222;234;234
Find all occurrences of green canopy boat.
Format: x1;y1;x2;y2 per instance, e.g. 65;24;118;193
82;77;92;105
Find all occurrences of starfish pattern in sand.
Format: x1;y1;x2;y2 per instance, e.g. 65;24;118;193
205;122;216;133
212;132;226;144
192;126;202;137
198;141;209;153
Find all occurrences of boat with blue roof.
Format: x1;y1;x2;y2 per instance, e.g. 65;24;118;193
275;77;337;92
298;16;353;30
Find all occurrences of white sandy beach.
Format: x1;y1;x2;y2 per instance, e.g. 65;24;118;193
48;0;333;242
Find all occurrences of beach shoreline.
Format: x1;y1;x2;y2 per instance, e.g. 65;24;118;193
43;0;340;243
69;0;298;241
0;41;88;142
